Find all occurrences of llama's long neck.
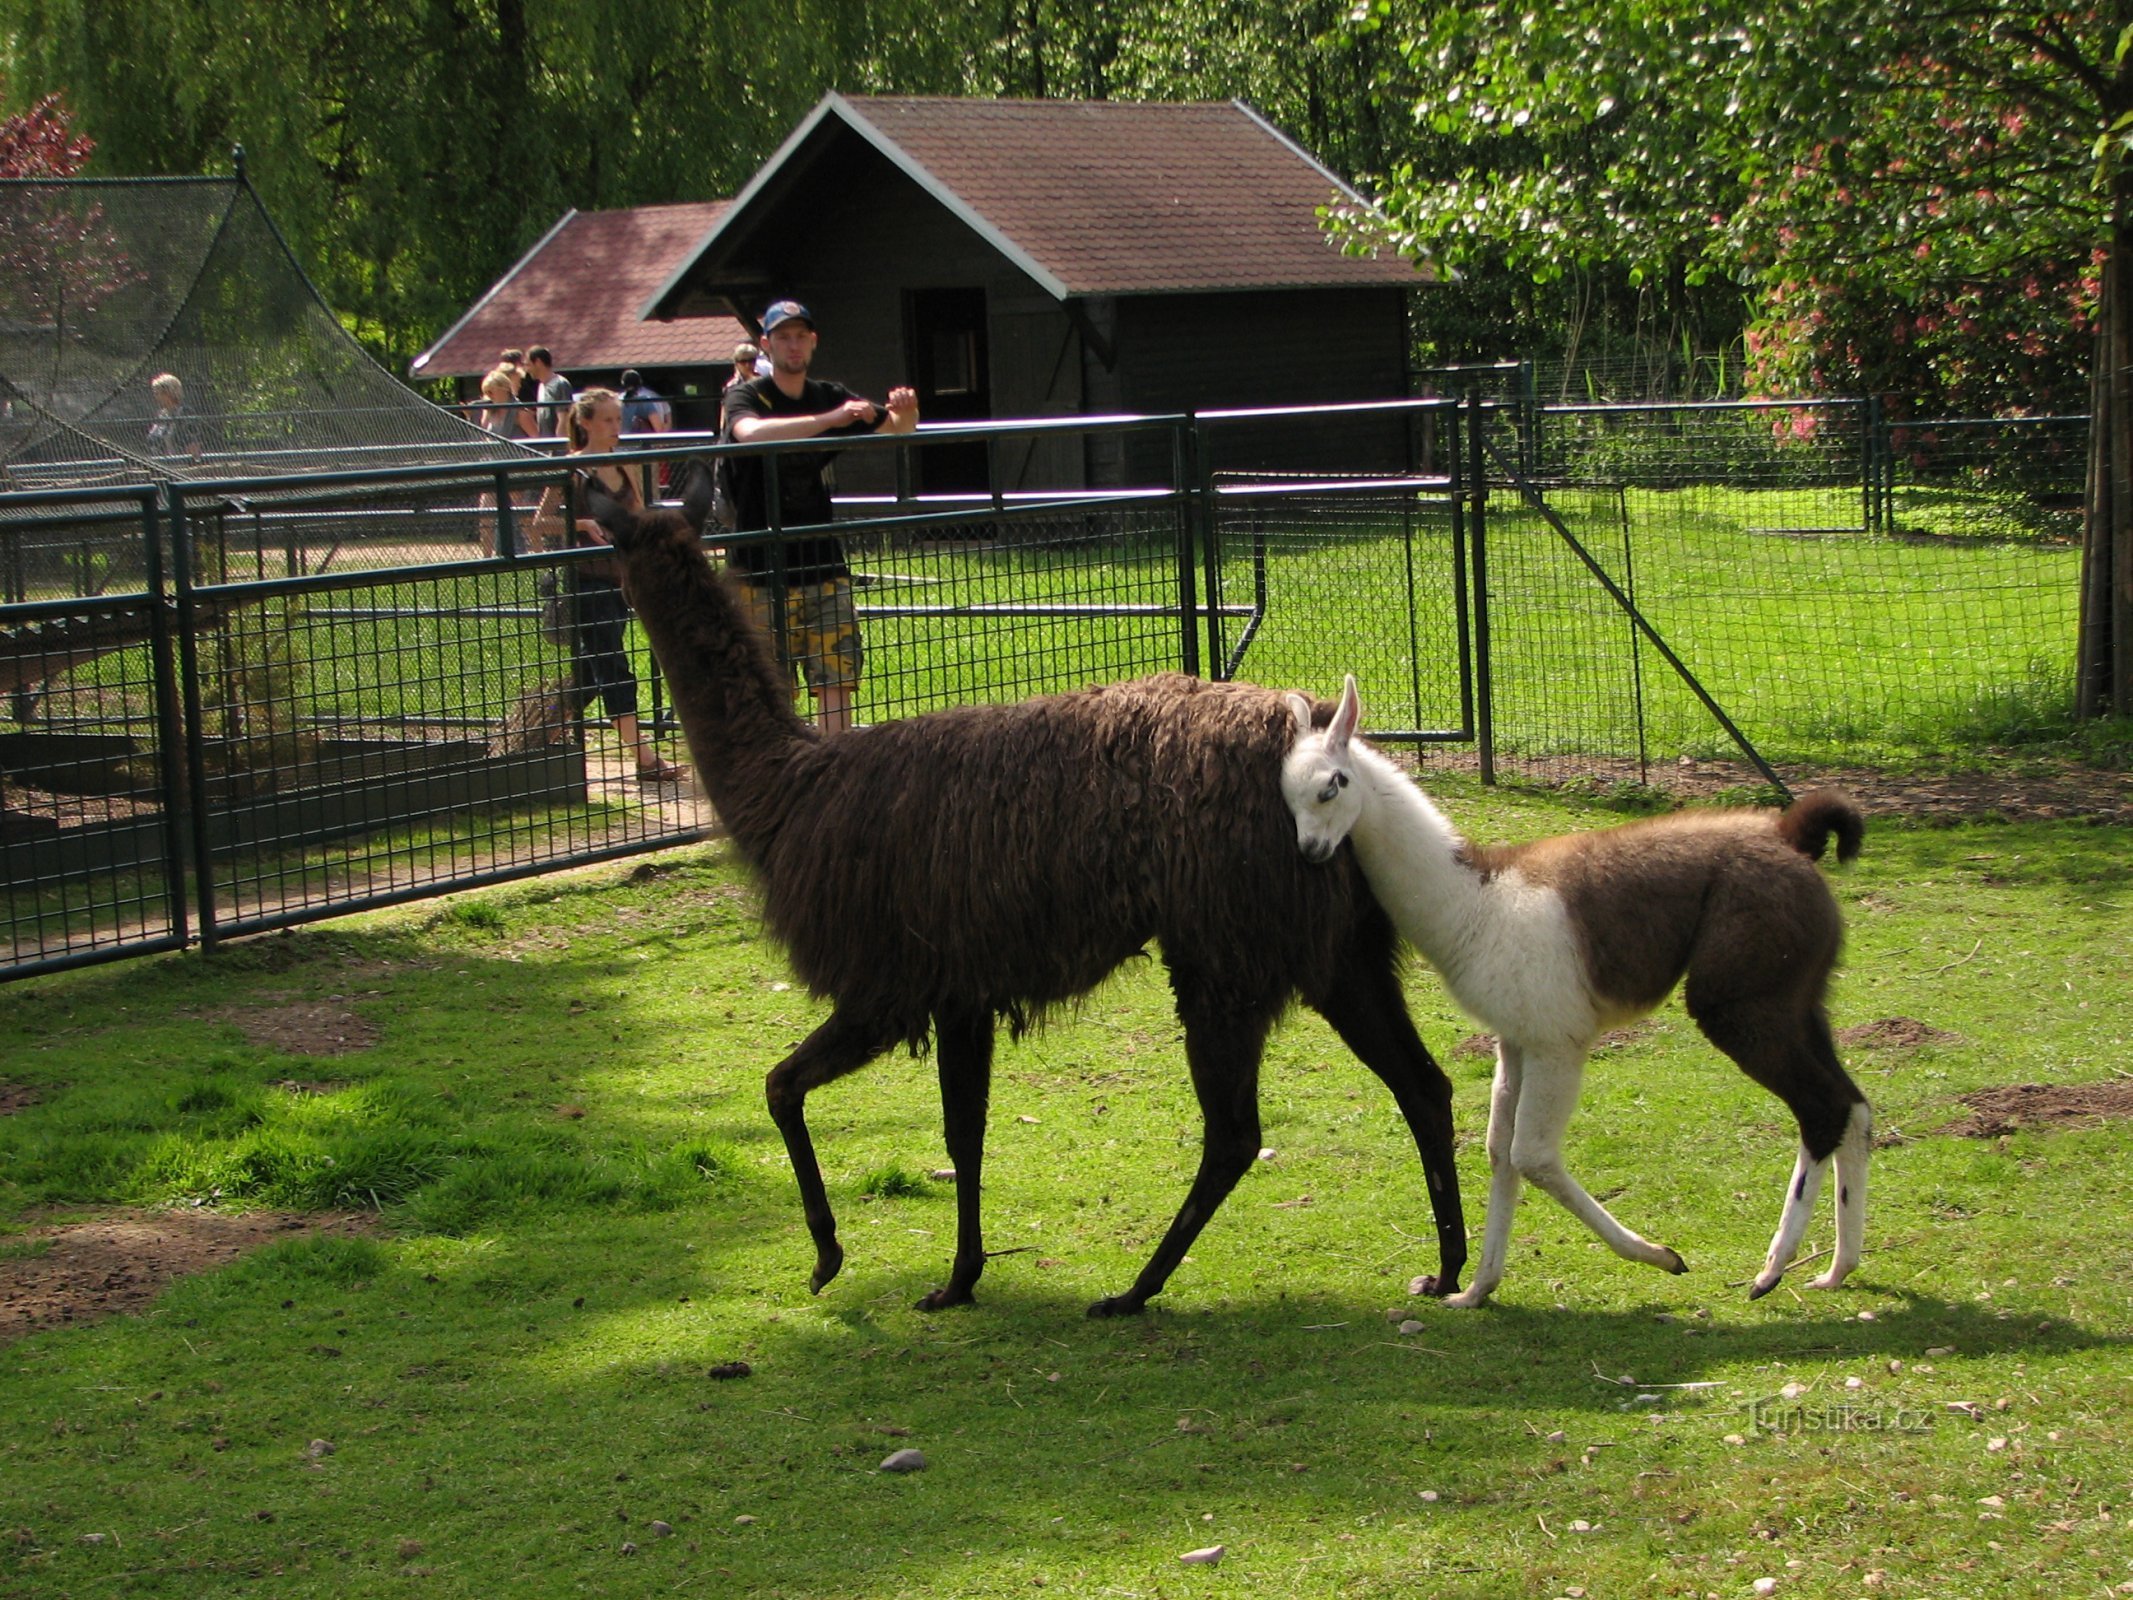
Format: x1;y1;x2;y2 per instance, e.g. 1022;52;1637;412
1345;744;1495;973
615;522;817;862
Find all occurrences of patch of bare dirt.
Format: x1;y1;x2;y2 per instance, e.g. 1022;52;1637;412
0;1083;39;1116
1;1210;375;1343
1838;1017;1964;1050
201;1000;379;1057
1412;750;2133;823
1939;1081;2133;1139
1455;1021;1657;1059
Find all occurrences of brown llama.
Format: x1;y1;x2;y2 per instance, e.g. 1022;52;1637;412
597;488;1468;1316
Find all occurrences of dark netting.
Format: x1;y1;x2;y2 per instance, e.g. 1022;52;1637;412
0;176;521;494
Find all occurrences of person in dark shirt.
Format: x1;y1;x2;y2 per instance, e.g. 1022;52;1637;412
619;369;672;435
722;299;917;732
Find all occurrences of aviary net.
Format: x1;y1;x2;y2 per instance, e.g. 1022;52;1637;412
0;175;515;494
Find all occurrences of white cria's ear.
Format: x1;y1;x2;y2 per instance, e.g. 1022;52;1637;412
1284;691;1316;733
1328;674;1362;755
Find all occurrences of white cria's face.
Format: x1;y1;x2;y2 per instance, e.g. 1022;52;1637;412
1281;676;1365;865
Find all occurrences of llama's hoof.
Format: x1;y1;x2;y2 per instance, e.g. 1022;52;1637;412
809;1245;845;1294
1407;1272;1460;1299
1659;1247;1689;1275
1746;1273;1780;1301
915;1284;975;1311
1442;1286;1492;1310
1804;1268;1853;1292
1085;1293;1148;1319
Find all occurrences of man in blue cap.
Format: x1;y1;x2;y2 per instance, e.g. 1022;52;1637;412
722;299;918;733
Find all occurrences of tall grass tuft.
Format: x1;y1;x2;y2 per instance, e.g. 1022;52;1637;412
857;1161;931;1200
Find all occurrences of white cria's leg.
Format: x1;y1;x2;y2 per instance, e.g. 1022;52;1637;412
1506;1046;1689;1276
1750;1141;1829;1299
1807;1100;1871;1291
1446;1041;1524;1309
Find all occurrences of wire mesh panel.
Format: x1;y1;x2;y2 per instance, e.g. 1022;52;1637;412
0;176;515;491
835;493;1194;722
180;467;540;578
1464;485;1660;781
168;474;703;941
1884;415;2087;542
2;490;185;972
1478;401;2082;783
1205;476;1468;736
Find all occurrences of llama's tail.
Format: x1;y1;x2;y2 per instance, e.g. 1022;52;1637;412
1776;790;1865;864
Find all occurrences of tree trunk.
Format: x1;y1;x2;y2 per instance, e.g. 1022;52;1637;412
2079;197;2133;718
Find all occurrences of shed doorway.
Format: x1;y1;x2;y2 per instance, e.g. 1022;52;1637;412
906;287;991;494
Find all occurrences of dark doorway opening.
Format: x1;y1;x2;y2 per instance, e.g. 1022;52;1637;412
906;288;991;494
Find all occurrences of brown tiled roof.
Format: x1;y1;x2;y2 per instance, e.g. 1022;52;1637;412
648;97;1431;314
846;97;1429;295
411;202;745;380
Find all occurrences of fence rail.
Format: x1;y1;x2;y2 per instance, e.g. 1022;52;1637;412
2;396;2093;981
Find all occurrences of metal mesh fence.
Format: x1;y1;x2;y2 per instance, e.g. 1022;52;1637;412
1;421;1233;976
0;400;2098;978
2;486;187;970
1467;400;2084;787
832;494;1195;720
1203;475;1469;739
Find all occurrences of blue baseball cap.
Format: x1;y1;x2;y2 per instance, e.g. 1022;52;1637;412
760;299;814;335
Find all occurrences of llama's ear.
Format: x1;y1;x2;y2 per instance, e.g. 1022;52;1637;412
1284;691;1315;733
1328;674;1361;753
581;478;638;548
674;455;716;534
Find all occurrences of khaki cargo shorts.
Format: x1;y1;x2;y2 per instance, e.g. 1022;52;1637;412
737;576;864;693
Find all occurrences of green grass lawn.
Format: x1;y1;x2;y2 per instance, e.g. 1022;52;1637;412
3;785;2129;1598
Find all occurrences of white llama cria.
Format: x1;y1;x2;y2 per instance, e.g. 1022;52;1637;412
1282;676;1871;1308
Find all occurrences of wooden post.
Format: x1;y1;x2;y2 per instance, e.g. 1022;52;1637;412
2080;213;2133;719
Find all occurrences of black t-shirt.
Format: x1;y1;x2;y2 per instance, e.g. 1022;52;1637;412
720;376;884;583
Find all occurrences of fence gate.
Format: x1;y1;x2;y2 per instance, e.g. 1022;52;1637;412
1198;422;1475;747
1470;398;1790;794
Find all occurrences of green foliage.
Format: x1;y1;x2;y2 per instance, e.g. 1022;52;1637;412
2;1;2108;411
1;1;1399;370
1354;1;2119;412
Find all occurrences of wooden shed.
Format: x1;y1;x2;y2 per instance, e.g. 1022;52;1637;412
641;95;1436;490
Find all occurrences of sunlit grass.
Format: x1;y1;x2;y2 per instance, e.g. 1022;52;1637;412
3;805;2130;1596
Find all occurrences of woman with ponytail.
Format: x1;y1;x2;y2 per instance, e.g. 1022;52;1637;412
531;389;685;783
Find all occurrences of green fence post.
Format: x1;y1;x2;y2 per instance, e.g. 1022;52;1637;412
1467;392;1495;785
1174;418;1203;679
165;484;220;952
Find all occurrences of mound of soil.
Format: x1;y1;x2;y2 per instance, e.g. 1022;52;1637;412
201;1000;378;1057
0;1083;39;1116
1456;1022;1656;1059
2;1210;374;1343
1838;1017;1964;1050
1938;1082;2133;1139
